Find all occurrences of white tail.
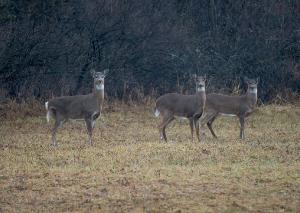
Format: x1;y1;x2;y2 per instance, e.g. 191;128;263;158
154;109;160;117
155;75;206;142
200;77;258;139
45;101;48;110
45;101;50;123
45;69;108;146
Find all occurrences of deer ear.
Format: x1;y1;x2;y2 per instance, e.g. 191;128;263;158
90;69;96;77
103;69;109;77
192;74;197;80
256;77;260;84
204;74;207;81
244;76;249;83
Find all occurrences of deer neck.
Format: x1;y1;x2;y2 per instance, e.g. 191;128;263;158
195;89;206;103
246;89;257;107
93;85;104;108
196;86;205;94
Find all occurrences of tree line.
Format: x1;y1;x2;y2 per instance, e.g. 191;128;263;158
0;0;299;103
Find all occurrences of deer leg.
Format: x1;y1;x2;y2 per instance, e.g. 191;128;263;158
239;116;245;139
51;112;65;146
196;117;208;142
85;118;93;145
158;115;168;141
158;115;174;142
193;116;201;142
198;112;209;142
51;120;64;146
51;121;60;146
189;118;194;142
207;115;218;138
192;114;203;142
60;119;68;127
162;117;174;142
198;112;217;142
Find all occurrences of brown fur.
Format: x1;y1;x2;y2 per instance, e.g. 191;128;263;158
155;76;206;142
200;77;258;139
46;70;107;146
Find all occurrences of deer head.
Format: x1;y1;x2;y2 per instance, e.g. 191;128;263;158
244;77;258;94
91;69;108;91
193;74;206;92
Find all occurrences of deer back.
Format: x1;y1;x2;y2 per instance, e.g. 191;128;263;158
156;93;204;117
206;93;255;115
48;93;101;119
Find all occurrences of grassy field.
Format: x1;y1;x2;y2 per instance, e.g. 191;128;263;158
0;104;299;212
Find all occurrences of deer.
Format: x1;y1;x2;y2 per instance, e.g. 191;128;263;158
199;77;258;139
45;69;108;146
154;75;206;142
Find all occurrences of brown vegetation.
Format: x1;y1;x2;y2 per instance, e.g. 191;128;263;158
0;103;299;212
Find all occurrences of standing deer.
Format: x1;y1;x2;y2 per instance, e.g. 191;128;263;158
45;69;108;146
199;77;258;139
154;75;206;142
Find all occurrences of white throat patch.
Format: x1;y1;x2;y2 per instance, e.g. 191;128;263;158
197;87;205;92
249;88;257;94
96;84;104;90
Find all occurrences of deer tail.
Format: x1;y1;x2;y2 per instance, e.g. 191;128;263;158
154;107;160;117
45;101;51;123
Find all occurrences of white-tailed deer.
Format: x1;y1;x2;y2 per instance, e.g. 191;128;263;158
154;75;206;142
199;77;258;139
45;69;108;146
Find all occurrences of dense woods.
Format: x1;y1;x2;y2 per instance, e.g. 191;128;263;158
0;0;299;103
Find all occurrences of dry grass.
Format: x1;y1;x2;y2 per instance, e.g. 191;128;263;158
0;104;299;212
